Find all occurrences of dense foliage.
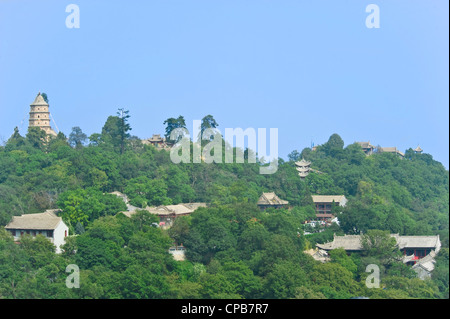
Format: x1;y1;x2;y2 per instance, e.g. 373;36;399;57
0;112;448;299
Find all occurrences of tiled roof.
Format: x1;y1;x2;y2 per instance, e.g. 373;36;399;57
316;234;363;251
397;235;441;251
31;93;48;106
312;195;346;204
316;234;441;252
356;141;375;149
257;192;289;206
378;147;405;157
5;210;62;230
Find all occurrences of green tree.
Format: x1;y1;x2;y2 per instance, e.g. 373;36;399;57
164;115;187;144
57;188;127;228
124;176;171;207
0;229;32;299
432;247;449;298
287;150;301;162
198;272;241;299
361;229;401;265
199;114;219;142
263;260;308;299
309;262;360;299
323;133;344;157
116;108;132;154
68;126;87;149
6;127;26;149
19;234;56;268
26;126;48;150
100;112;131;153
41;92;49;104
221;261;262;298
328;248;358;277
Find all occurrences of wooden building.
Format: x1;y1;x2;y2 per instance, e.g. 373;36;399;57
356;141;376;156
378;146;405;158
311;195;347;221
257;192;289;210
316;234;441;261
144;203;206;228
413;145;423;154
142;134;168;149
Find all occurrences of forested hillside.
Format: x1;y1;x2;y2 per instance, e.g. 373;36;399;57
0;112;448;299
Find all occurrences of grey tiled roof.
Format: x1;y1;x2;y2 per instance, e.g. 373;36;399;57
257;192;289;206
316;234;441;252
5;210;62;230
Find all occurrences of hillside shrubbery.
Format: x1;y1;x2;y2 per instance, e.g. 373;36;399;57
0;113;448;299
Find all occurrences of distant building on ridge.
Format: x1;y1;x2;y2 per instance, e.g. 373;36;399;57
356;141;376;156
414;145;423;154
377;146;405;158
29;92;57;137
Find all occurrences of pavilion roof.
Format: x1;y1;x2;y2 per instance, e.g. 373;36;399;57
414;145;423;152
31;92;48;106
257;192;289;206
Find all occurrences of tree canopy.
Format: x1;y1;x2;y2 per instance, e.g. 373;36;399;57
0;111;448;299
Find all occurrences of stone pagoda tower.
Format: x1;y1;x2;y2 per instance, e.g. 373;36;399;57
29;92;57;137
295;159;312;179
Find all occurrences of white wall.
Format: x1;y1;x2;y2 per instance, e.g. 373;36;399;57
52;221;69;254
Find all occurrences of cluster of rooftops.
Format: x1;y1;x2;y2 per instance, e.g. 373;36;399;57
356;141;423;157
309;233;442;279
3;190;441;279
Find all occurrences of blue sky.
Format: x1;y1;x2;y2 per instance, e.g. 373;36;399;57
0;0;448;168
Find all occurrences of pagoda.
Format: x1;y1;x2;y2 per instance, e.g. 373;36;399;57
295;159;311;178
29;92;57;137
413;145;423;154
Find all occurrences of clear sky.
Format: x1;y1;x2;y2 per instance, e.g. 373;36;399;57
0;0;448;168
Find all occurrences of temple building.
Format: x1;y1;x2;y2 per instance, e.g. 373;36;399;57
257;192;289;210
356;141;376;156
316;234;441;258
315;234;441;278
29;92;57;137
142;134;169;149
414;145;423;154
294;159;323;179
123;203;207;229
311;195;347;221
377;146;405;158
295;159;312;178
